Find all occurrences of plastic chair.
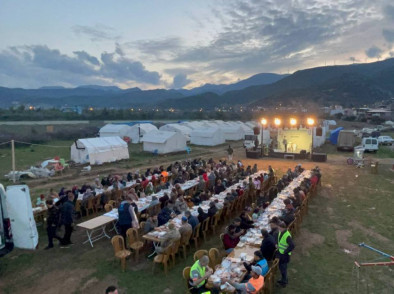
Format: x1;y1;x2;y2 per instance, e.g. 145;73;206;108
211;212;221;234
108;200;117;208
208;248;221;269
74;200;82;219
201;217;210;243
193;249;208;261
183;267;192;293
219;233;225;250
111;235;131;272
59;158;69;169
179;229;193;259
104;204;113;212
153;244;172;275
170;239;181;266
126;228;144;261
191;223;201;249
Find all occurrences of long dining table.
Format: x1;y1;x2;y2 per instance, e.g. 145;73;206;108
208;170;312;292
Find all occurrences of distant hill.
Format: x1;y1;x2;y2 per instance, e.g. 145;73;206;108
177;73;288;96
161;58;394;109
1;59;393;109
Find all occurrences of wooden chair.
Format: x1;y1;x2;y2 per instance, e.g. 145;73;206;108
111;235;131;272
219;233;225;250
183;267;192;293
74;200;82;218
211;211;221;234
86;197;95;216
170;239;181;266
108;200;117;208
139;221;146;238
201;217;211;243
193;249;208;261
191;223;201;249
179;229;193;259
104;204;113;212
208;248;221;269
153;244;172;275
288;220;296;237
126;228;144;262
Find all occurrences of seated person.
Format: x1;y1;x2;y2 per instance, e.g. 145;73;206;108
239;212;255;230
189;255;213;294
223;224;240;254
155;223;180;253
174;196;188;214
223;265;264;294
185;210;199;230
144;215;158;233
157;205;174;226
197;207;208;223
207;201;218;217
260;229;276;261
243;250;269;277
280;206;295;226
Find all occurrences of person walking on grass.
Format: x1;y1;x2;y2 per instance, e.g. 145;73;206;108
44;199;61;249
227;145;234;161
276;221;295;287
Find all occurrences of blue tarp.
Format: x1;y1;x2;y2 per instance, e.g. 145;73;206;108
329;127;344;144
113;121;153;126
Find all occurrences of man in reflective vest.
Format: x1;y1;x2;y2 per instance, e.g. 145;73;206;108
223;265;264;293
189;255;213;294
277;221;295;287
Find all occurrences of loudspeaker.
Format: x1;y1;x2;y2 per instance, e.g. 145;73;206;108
253;127;260;135
311;153;327;162
315;127;323;136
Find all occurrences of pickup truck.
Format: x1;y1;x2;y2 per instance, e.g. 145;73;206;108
377;136;393;145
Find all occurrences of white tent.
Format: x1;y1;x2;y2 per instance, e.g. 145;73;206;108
238;122;254;135
142;131;187;154
159;124;192;141
99;124;133;139
217;122;245;141
180;121;205;130
129;123;158;143
190;127;225;146
71;137;129;165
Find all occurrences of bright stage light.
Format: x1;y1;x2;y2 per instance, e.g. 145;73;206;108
290;118;297;126
307;118;315;126
274;118;281;126
261;118;267;126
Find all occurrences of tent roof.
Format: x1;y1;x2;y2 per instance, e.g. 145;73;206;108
130;123;158;132
161;124;192;133
99;124;130;133
191;127;220;137
141;131;178;143
76;137;127;150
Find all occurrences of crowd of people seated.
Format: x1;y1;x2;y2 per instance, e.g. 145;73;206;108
40;156;260;250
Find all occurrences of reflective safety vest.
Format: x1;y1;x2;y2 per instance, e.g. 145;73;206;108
278;230;292;255
190;260;206;288
247;275;264;294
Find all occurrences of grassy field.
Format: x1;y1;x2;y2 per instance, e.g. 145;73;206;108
0;147;393;293
0;121;393;293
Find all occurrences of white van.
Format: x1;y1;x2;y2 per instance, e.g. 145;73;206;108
0;185;13;257
361;137;379;152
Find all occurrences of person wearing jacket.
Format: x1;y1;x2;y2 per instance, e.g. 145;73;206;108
60;192;75;246
118;196;139;238
277;221;295;287
45;199;61;249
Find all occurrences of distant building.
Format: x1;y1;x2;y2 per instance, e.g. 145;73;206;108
366;109;392;120
61;106;83;115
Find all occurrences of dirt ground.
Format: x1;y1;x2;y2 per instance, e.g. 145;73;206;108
1;144;394;294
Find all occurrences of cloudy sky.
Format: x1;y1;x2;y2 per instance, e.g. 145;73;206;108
0;0;393;89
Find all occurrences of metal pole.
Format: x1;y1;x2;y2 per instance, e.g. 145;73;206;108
11;139;16;183
261;127;263;157
359;243;392;258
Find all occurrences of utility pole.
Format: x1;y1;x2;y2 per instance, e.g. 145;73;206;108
11;139;16;183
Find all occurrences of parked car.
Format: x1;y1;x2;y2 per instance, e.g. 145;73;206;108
361;137;379;152
378;136;393;145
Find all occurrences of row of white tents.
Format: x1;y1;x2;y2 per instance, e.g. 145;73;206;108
71;121;258;164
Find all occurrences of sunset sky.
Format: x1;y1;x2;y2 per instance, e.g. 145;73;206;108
1;0;393;89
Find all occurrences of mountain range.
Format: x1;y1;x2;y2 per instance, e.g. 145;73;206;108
0;59;393;109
